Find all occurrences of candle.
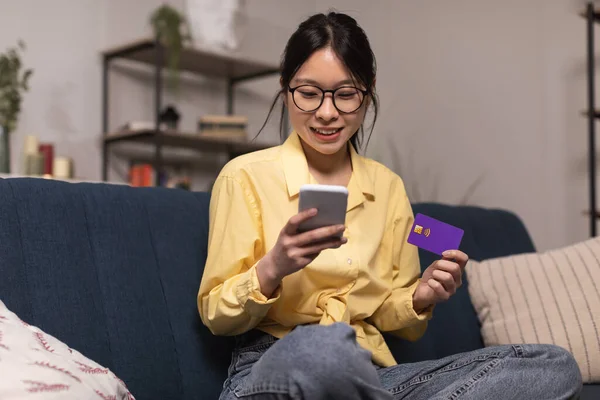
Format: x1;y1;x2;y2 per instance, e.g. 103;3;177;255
22;135;39;174
26;153;44;175
23;135;38;155
53;157;72;179
38;144;54;175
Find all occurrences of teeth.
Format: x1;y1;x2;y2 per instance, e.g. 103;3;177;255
314;128;340;135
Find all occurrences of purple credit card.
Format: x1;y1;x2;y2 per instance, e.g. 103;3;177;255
407;213;464;256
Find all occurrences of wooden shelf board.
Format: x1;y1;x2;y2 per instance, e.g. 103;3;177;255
579;9;600;23
104;129;274;155
582;210;600;219
102;38;279;80
580;110;600;118
110;145;223;168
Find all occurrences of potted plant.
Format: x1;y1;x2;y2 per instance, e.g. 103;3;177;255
0;40;33;173
150;4;192;91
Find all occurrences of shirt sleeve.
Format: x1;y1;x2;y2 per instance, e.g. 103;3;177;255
197;174;280;336
367;182;433;340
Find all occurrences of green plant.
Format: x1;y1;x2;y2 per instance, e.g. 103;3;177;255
150;4;192;91
0;40;33;132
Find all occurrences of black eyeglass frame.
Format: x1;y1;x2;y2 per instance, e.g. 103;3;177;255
287;85;369;114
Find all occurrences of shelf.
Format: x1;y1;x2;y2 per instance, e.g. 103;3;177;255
110;145;224;168
581;110;600;118
104;130;274;156
100;37;281;184
583;2;599;237
580;9;600;23
102;38;280;82
583;210;600;219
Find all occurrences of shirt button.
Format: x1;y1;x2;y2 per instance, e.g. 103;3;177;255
347;258;352;265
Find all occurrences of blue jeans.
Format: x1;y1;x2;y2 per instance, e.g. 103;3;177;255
220;323;582;400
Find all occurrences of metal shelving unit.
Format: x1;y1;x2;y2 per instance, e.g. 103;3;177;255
101;38;281;185
583;3;600;237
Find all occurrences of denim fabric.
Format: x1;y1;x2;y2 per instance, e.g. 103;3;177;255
220;323;582;400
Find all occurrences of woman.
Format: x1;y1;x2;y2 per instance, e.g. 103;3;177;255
198;11;582;400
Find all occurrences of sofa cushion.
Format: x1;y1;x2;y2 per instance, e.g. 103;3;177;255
466;236;600;382
0;178;232;400
0;300;135;399
386;203;536;364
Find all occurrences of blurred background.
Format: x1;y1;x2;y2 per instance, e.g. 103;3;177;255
0;0;598;253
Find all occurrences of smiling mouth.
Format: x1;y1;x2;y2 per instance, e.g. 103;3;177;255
310;127;343;136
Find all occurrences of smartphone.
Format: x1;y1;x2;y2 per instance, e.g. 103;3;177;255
297;184;348;237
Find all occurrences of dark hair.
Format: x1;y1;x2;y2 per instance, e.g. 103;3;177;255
255;11;378;152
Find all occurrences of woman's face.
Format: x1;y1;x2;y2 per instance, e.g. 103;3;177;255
285;47;368;156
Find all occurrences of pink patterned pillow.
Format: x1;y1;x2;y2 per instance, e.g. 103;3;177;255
0;300;135;399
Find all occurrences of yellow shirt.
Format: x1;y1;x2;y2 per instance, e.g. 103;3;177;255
198;131;433;367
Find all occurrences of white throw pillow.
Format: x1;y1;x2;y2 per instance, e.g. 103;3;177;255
465;237;600;383
0;300;135;399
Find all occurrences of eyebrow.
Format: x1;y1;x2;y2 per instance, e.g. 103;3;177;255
293;78;356;87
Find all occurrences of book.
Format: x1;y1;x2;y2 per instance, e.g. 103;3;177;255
198;115;247;140
128;164;170;187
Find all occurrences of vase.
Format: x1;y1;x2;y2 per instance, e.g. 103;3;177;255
185;0;246;51
0;126;10;174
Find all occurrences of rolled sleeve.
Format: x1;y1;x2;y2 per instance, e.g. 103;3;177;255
236;263;281;318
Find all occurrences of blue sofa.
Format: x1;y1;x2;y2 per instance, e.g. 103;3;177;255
0;178;594;399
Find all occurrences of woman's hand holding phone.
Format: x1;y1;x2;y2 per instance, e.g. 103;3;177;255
256;208;347;298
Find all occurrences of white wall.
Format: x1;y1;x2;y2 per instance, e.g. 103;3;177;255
1;0;597;251
0;0;104;181
314;0;599;251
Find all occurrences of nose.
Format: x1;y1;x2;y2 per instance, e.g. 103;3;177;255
315;94;339;122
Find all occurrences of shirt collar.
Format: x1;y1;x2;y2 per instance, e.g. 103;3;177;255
281;131;375;208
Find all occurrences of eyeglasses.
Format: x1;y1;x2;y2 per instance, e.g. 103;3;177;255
288;85;368;114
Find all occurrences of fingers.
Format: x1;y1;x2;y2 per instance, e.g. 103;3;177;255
296;236;347;258
284;208;318;235
421;251;470;304
442;249;469;269
293;224;346;247
431;269;457;295
433;260;463;287
427;279;450;301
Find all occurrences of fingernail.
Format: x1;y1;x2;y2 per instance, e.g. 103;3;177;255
443;250;453;257
309;208;317;215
